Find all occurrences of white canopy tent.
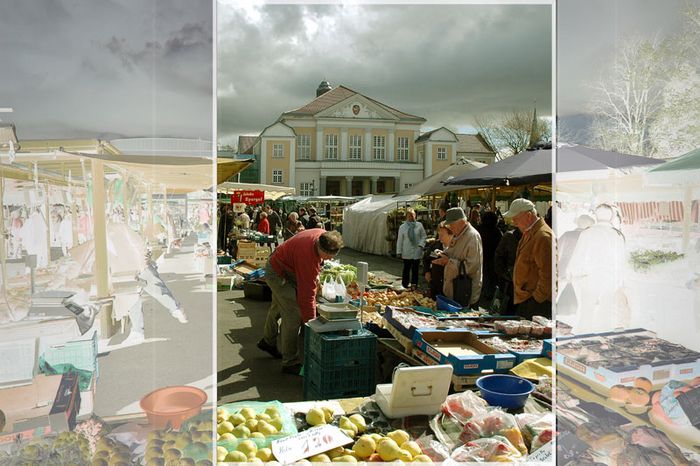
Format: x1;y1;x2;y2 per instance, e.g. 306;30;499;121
342;194;420;256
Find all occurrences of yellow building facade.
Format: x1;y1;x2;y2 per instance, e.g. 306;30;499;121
248;82;493;195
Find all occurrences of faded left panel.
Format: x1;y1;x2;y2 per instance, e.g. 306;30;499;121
0;1;220;464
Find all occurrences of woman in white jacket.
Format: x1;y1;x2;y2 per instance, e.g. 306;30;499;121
396;208;427;288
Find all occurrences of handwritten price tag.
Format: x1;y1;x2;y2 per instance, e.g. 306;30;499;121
272;425;353;464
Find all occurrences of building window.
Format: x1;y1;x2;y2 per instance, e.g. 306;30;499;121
325;134;338;159
404;183;413;189
437;147;447;160
397;137;409;161
373;135;385;160
272;143;284;159
349;134;362;160
297;134;310;160
300;182;312;196
272;169;283;184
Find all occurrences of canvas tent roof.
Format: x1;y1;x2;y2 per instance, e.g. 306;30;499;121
398;161;486;196
647;147;700;185
447;145;662;187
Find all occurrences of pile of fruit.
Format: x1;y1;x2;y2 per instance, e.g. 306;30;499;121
216;406;285;441
143;421;214;466
216;439;273;464
302;408;432;464
361;290;435;309
0;431;92;465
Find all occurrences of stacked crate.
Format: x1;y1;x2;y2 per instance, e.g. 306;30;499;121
236;240;257;261
303;327;377;400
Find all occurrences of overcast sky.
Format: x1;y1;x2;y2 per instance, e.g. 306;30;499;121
217;3;552;147
0;0;212;141
558;0;687;118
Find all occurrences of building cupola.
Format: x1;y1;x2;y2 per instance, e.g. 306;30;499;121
316;80;332;97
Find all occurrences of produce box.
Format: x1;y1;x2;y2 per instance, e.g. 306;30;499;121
232;260;265;280
243;280;272;301
542;339;553;359
556;328;700;389
217;255;233;265
40;331;99;378
383;306;440;340
412;330;516;376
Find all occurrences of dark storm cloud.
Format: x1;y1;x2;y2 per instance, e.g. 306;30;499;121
0;0;212;139
217;3;552;146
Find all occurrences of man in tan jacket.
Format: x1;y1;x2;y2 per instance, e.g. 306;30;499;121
432;207;482;308
504;199;552;319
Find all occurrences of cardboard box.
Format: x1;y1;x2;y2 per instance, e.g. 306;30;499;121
232;260;265;280
413;330;515;376
49;372;81;432
556;328;700;389
0;374;63;432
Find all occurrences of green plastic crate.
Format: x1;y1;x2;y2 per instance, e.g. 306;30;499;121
304;327;377;369
41;331;98;377
302;353;375;400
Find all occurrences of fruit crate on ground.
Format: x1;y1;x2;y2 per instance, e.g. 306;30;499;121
303;355;375;401
304;327;377;368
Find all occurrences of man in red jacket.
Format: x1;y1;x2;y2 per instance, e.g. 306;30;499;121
258;229;344;375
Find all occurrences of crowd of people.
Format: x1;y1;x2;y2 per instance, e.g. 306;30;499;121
411;199;553;319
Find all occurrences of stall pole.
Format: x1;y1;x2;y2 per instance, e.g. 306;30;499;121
683;184;692;253
44;184;51;260
91;159;114;337
146;186;154;244
69;172;79;248
0;176;8;308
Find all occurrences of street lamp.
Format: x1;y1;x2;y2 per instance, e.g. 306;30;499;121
309;180;315;196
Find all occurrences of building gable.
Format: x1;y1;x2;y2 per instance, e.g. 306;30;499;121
260;121;296;138
416;127;458;143
315;94;399;121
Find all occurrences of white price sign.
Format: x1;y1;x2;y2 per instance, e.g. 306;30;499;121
271;424;353;464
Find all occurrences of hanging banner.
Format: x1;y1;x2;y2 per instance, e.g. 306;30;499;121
231;190;264;205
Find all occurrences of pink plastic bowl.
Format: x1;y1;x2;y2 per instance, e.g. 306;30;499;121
140;386;207;429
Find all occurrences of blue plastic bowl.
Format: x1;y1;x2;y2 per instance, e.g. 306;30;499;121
476;374;535;409
436;295;463;312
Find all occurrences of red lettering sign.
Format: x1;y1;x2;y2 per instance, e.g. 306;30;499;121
231;190;264;206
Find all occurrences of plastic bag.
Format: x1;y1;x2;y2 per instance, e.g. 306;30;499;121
321;275;336;301
449;435;524;463
515;412;555;453
459;410;528;456
415;434;451;462
334;275;347;302
441;390;489;424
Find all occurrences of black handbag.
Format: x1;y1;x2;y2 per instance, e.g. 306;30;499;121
452;261;472;307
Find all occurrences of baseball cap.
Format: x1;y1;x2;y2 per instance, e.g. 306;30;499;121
503;198;536;219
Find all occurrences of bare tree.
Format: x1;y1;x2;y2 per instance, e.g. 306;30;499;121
589;38;666;156
475;109;551;159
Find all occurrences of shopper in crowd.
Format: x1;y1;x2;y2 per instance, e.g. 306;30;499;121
283;212;304;241
396;208;427;289
307;207;322;229
504;198;553;319
257;211;270;235
298;207;310;229
258;229;344;375
477;211;503;308
567;203;628;333
469;203;482;227
494;225;522;314
432;207;483;309
422;221;453;298
434;203;449;238
238;210;251;230
556;212;596;318
265;205;282;237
